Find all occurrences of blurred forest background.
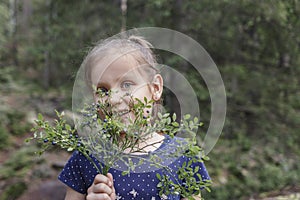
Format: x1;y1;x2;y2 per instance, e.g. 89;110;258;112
0;0;300;200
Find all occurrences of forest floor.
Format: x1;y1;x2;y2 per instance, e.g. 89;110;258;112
0;81;299;200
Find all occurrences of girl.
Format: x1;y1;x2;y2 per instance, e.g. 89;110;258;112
59;35;210;200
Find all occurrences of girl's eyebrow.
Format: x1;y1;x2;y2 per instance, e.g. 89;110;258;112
119;70;143;81
96;72;139;87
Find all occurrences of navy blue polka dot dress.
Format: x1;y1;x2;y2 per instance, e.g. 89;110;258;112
58;136;210;199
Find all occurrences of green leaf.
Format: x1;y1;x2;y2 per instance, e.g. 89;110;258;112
202;155;210;161
65;124;71;131
24;138;31;143
172;113;177;121
184;114;191;120
122;171;129;176
163;113;170;118
156;173;161;180
37;113;43;121
158;112;163;119
67;147;74;151
193;117;198;124
171;121;179;127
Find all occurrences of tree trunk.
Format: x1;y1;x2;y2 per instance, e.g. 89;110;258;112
43;50;50;89
21;0;32;33
42;0;52;89
121;0;127;31
9;0;19;66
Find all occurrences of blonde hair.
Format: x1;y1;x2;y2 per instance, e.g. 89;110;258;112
84;35;159;86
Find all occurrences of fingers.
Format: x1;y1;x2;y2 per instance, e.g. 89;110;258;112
87;173;116;200
106;173;114;186
86;193;112;200
94;174;113;187
92;182;113;194
107;173;116;199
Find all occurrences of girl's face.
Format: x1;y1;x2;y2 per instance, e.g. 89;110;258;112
90;54;163;124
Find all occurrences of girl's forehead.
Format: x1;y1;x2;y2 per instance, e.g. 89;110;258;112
90;54;145;83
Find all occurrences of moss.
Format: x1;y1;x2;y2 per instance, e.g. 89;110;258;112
0;146;43;179
0;124;9;150
0;182;27;200
6;111;31;136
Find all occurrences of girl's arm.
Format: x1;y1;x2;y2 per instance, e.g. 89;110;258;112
192;195;202;200
65;187;86;200
181;194;201;200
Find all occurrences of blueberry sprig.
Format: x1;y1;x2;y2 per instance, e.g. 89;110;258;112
28;90;211;199
28;110;86;156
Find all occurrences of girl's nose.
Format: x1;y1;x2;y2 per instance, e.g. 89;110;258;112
109;90;122;106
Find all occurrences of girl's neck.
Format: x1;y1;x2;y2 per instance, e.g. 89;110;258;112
123;132;165;155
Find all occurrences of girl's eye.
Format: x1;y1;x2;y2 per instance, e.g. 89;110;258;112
121;82;133;90
96;87;108;94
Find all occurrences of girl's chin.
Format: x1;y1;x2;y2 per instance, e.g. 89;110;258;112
120;118;132;126
119;113;135;124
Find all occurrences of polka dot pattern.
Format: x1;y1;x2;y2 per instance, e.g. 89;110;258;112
58;136;210;199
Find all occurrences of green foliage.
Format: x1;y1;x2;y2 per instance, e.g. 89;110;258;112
0;181;27;200
6;110;31;136
0;145;42;180
0;108;31;149
0;67;19;93
15;0;122;89
0;124;9;150
156;142;211;199
204;136;300;199
0;1;10;47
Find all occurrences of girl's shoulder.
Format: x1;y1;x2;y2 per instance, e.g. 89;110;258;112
155;135;189;153
70;150;88;160
68;150;99;167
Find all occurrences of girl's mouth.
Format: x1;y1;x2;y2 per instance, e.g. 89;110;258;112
116;110;130;117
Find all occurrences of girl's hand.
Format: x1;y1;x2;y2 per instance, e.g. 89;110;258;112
86;173;116;200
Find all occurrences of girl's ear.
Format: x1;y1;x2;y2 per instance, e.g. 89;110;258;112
151;74;163;101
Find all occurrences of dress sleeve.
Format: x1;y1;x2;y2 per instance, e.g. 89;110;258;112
58;151;96;194
194;160;210;182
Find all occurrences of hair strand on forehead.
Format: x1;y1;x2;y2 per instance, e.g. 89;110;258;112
128;35;154;50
